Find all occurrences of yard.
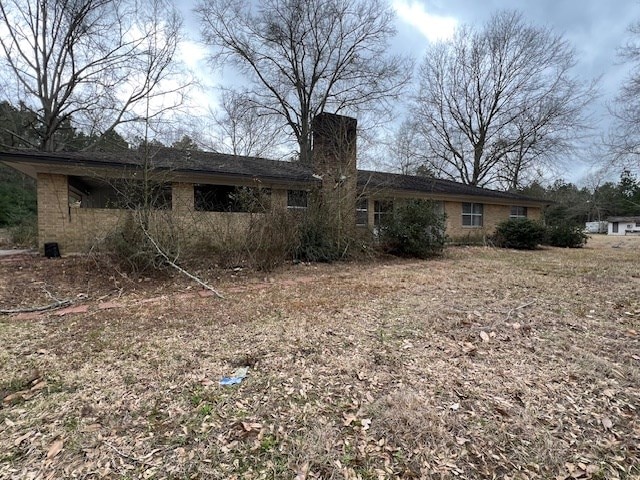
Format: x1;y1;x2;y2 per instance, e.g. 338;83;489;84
0;235;639;479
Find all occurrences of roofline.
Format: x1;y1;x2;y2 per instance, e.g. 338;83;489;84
356;169;549;205
0;151;317;185
0;150;550;204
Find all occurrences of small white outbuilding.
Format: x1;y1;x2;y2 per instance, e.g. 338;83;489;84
606;216;640;235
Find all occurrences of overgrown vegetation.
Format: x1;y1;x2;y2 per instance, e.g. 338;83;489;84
494;218;546;249
494;218;588;250
379;199;446;258
0;165;36;228
544;224;589;248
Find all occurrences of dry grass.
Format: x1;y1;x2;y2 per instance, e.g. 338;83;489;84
1;235;639;479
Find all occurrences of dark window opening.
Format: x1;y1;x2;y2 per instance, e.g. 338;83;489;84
510;206;528;218
287;190;309;209
194;185;270;212
68;176;171;210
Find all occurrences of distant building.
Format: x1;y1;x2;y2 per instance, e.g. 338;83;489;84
606;216;640;236
585;221;608;234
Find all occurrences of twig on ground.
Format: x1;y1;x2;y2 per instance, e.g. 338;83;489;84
0;299;72;315
506;300;536;321
103;441;163;467
141;227;224;299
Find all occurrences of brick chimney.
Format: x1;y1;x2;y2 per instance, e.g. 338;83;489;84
312;113;357;239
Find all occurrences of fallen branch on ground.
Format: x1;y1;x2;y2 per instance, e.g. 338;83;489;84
141;227;224;299
0;299;72;315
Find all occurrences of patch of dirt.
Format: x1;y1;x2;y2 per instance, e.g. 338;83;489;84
0;235;639;479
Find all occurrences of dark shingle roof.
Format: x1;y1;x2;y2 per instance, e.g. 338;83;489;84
0;148;547;203
606;216;640;222
0;148;315;183
357;170;545;203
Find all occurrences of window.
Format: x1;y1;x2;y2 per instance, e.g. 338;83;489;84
195;185;269;212
374;200;393;226
510;206;528;219
462;202;483;227
287;190;308;209
356;198;368;226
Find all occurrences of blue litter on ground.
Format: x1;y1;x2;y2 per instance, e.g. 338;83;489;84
219;366;249;386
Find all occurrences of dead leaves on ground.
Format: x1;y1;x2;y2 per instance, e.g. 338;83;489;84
1;237;640;479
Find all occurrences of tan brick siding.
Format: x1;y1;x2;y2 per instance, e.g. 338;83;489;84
37;173;70;253
445;202;542;242
37;173;544;253
172;182;194;213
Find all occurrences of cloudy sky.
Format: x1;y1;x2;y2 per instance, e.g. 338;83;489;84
177;0;640;183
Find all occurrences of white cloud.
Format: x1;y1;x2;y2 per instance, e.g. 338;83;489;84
179;39;208;71
392;0;458;43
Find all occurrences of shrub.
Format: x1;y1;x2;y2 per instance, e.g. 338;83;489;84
379;200;446;258
244;210;300;270
493;218;546;250
0;182;36;227
101;212;179;274
9;216;37;247
294;214;343;263
544;224;588;248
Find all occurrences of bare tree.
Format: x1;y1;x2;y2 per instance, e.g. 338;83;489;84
414;10;596;188
195;0;412;165
209;90;286;158
610;21;640;173
380;119;431;175
0;0;189;152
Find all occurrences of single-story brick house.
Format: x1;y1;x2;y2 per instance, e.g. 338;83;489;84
0;113;548;254
606;216;640;235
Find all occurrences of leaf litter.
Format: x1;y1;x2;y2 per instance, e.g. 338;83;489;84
0;235;639;479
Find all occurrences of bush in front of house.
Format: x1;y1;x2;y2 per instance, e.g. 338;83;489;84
294;214;344;263
379;199;446;258
493;218;546;250
543;224;588;248
9;216;37;247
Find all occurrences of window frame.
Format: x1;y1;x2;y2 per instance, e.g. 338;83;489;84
356;197;368;227
509;206;528;219
373;199;393;227
287;190;309;210
462;202;483;227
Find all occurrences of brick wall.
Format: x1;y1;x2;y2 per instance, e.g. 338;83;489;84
37;173;70;253
37;175;297;254
172;182;194;213
445;202;542;242
37;171;543;253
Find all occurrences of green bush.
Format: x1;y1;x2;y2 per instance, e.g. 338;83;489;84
0;182;36;227
294;215;343;263
544;224;588;248
379;200;446;258
493;218;546;250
